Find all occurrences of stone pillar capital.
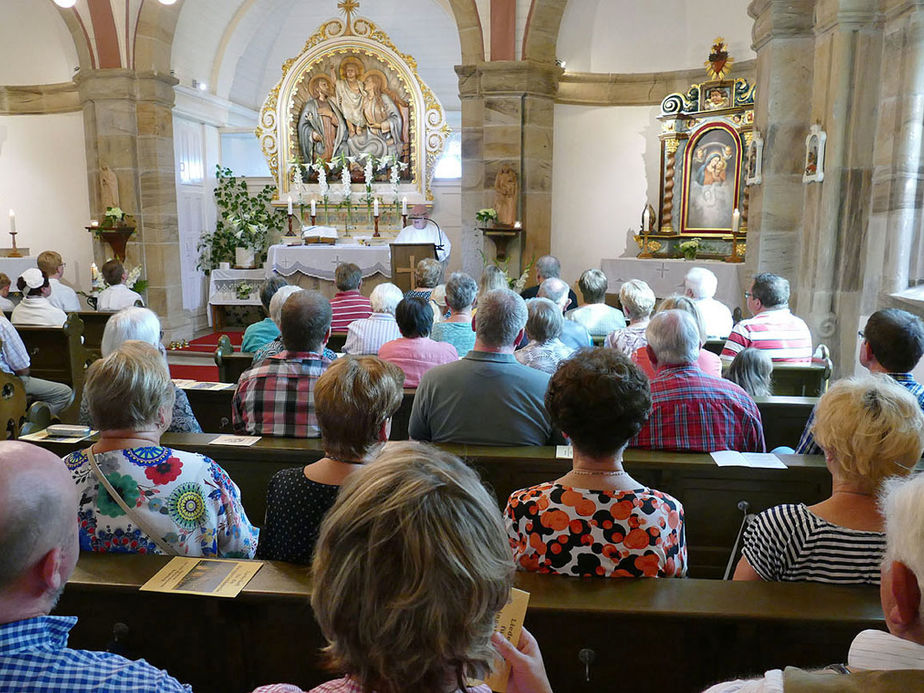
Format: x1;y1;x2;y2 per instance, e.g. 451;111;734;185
75;69;178;106
455;61;562;99
750;0;816;50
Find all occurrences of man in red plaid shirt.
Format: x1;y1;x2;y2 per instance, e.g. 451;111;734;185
233;290;333;437
632;310;765;453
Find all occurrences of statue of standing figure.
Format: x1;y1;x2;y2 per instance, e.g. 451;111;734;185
331;57;367;138
297;74;347;164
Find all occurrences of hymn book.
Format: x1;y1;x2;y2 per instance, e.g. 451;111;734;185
482;587;530;692
140;557;263;598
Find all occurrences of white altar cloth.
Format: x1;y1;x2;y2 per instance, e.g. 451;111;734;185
600;258;747;314
266;243;391;281
206;268;264;328
0;256;38;282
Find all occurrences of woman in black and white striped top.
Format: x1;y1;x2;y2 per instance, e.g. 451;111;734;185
734;374;924;585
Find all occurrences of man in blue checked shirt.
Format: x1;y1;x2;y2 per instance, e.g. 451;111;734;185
0;441;190;692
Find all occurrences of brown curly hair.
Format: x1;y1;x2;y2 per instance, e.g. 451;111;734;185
546;348;652;456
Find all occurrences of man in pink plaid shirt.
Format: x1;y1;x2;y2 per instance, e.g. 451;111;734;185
233;290;333;437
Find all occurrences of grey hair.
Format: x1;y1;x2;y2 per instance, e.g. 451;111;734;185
658;294;707;345
415;258;443;289
260;276;289;311
619;279;656;321
538;277;569;308
578;269;608;304
101;307;161;356
475;289;527;348
535;255;561;280
371;283;404;314
880;474;924;616
445;272;477;311
525;298;563;342
646;310;699;365
684;267;718;300
269;285;304;327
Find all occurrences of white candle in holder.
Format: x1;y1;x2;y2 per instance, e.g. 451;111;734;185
287;195;293;215
8;210;14;233
401;197;408;215
732;208;741;234
642;207;650;230
373;198;380;217
310;199;317;216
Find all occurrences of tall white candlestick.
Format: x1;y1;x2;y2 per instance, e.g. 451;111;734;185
732;208;741;234
310;199;317;216
373;197;380;217
8;210;14;233
401;197;408;215
287;195;293;215
642;207;650;230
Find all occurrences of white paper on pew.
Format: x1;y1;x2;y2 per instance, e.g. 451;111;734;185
172;378;197;388
210;434;261;447
187;381;236;391
20;429;97;444
711;450;787;469
556;445;573;459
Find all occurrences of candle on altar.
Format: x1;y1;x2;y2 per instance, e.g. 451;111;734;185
8;210;14;233
732;208;741;234
310;199;317;216
373;198;380;217
642;207;650;230
287;195;293;215
401;197;408;215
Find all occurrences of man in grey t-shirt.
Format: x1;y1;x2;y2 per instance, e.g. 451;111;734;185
409;289;560;446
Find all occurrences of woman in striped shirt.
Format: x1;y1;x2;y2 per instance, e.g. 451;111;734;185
734;374;924;584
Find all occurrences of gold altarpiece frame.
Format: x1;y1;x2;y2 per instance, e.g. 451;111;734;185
255;2;450;207
639;40;756;260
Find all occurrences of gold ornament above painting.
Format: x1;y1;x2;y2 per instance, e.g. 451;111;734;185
255;0;450;206
636;39;755;262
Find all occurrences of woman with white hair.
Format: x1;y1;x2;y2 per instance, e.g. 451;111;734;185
734;374;924;584
631;295;721;378
515;298;575;374
604;279;655;356
252;285;338;365
342;282;403;355
78;307;202;432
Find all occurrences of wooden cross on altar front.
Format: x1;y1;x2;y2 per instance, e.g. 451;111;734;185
395;254;418;291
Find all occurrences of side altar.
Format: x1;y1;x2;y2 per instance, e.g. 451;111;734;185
635;40;756;262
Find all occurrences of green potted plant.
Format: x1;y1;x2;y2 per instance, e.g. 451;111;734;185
678;237;702;260
475;208;498;226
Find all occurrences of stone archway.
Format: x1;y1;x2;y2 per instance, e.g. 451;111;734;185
446;0;484;64
521;0;568;64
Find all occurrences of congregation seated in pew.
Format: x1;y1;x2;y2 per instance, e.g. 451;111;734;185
342;282;402;355
234;290;333;437
378;296;457;388
12;268;66;327
631;294;722;378
0;272;13;311
251;285;339;366
514;297;575;375
67;341;257;556
430;271;477;356
38;249;81;312
329;261;372;331
242;276;288;354
684;266;733;339
734;374;924;585
726;347;773;398
77;307;202;433
0;441;192;691
257;356;404;564
604;278;655;355
0;310;71;415
565;268;626;337
253;441;552;693
506;348;687;578
537;277;591;350
96;259;144;311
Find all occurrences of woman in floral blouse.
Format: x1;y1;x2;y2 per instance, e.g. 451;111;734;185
65;341;257;557
505;348;686;578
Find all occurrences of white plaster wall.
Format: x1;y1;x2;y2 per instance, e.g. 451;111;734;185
558;0;755;74
0;0;78;84
551;104;661;286
0;113;92;292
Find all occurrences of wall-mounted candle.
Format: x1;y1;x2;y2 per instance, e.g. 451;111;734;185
732;208;741;234
8;210;14;233
287;195;293;215
513;220;522;229
310;199;317;216
90;220;99;227
401;197;408;215
373;198;380;217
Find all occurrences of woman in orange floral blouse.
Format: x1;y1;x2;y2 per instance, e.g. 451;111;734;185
504;348;687;578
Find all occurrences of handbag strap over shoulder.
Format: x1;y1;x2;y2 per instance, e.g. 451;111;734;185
85;447;175;555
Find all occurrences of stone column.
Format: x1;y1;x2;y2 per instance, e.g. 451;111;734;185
77;69;189;338
455;61;560;278
746;0;816;279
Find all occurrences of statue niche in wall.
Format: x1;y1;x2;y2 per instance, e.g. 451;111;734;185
295;54;409;169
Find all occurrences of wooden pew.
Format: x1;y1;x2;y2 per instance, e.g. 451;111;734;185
0;368;26;438
768;361;831;396
754;395;816;450
57;552;884;693
77;310;115;360
34;432;831;578
15;313;94;422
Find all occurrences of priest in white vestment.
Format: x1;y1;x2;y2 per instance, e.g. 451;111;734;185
395;204;451;264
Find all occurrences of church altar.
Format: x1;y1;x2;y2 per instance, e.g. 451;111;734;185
601;258;747;315
0;256;37;282
266;243;392;282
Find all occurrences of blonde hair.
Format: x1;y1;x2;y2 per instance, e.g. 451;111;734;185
311;442;512;693
415;258;442;289
619;279;656;321
658;294;706;344
84;341;175;431
812;374;924;490
37;251;63;276
315;356;404;460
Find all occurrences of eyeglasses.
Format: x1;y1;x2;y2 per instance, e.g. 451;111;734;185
743;291;753;298
857;329;865;339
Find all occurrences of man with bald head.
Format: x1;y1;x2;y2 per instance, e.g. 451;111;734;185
520;255;578;307
538;277;592;350
632;310;764;453
233;289;333;437
0;441;190;691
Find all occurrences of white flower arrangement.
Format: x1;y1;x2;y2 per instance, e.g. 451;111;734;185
313;160;329;200
340;158;353;202
89;261;146;294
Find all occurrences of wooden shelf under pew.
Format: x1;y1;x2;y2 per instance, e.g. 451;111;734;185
59;552;884;693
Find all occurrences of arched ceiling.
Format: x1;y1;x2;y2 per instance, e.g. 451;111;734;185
557;0;755;74
0;0;77;85
172;0;462;119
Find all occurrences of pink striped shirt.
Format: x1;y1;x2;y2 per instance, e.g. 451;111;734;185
378;337;458;387
720;308;812;363
330;290;372;331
